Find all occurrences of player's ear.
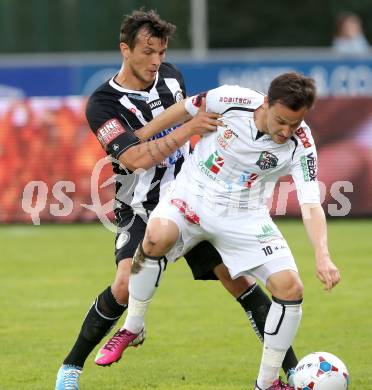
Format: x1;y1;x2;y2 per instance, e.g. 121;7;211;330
119;42;130;59
262;95;269;110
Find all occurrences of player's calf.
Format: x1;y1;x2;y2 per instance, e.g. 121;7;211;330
256;297;302;389
111;258;132;304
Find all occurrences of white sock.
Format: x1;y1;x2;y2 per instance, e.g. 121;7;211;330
257;299;302;388
122;251;166;334
257;347;287;389
122;295;150;333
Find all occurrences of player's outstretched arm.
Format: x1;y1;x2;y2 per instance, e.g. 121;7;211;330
119;98;220;171
300;203;341;291
135;100;191;141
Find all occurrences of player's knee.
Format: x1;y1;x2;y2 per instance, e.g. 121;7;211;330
285;279;304;301
143;231;167;255
144;219;179;255
267;271;303;301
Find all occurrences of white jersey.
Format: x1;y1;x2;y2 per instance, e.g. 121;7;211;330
180;85;320;210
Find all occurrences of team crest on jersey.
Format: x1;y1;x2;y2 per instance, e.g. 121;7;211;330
174;90;184;102
255;151;278;170
217;128;238;150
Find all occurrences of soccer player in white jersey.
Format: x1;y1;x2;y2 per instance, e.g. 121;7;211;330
99;72;341;390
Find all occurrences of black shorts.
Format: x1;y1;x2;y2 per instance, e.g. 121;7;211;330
183;242;221;280
115;211;147;263
115;211;222;280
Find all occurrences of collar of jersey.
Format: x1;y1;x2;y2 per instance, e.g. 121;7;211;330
109;72;159;95
247;105;266;141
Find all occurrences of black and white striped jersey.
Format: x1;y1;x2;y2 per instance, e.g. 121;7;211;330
86;62;188;217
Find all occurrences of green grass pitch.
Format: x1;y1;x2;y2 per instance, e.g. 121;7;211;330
1;220;371;389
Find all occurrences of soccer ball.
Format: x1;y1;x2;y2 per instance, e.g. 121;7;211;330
292;352;349;389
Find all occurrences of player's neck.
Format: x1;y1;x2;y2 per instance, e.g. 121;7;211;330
115;65;153;91
254;106;268;133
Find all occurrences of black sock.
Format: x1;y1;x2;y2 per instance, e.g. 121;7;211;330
237;283;298;375
63;286;127;368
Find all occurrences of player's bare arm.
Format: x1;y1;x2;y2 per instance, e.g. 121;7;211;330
300;203;341;291
119;98;221;171
135;100;191;141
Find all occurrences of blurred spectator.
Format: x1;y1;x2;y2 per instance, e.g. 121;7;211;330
332;12;370;55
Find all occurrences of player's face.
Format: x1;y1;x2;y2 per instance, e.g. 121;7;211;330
123;30;167;88
265;101;308;144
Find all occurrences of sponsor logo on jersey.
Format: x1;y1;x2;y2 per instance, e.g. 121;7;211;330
256;224;282;243
203;151;224;174
149;126;184;167
295;127;312;148
300;152;317;181
255;151;278;170
97;118;126;147
157;149;183;168
171;198;200;225
149;99;162;110
174;90;184;102
217;128;238;150
191;92;207;107
219;96;251;105
238;171;258;188
150;127;174;140
128;93;148;102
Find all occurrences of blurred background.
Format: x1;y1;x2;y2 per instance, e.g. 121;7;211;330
1;0;372;223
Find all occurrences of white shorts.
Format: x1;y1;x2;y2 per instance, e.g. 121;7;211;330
150;182;298;284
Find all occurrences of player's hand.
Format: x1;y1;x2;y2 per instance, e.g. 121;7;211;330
187;97;223;136
315;255;341;291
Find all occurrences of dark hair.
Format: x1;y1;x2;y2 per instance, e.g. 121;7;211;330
268;72;316;110
120;9;176;49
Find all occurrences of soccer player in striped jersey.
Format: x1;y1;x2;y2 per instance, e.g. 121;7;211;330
55;10;298;390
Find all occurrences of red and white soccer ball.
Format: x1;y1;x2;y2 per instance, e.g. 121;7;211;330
293;352;349;390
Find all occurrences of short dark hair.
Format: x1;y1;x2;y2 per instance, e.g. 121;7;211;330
120;9;176;49
268;72;316;110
